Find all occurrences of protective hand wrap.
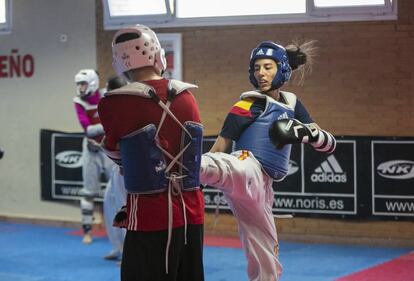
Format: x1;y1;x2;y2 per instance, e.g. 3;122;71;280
86;124;104;138
309;128;336;153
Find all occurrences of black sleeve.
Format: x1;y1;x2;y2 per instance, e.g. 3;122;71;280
219;113;254;141
219;98;265;141
294;99;314;124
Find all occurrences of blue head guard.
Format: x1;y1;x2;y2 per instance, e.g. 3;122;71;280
248;41;292;91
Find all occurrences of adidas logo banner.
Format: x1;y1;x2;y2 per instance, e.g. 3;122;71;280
304;142;355;195
274;141;356;215
41;131;414;218
311;155;347;183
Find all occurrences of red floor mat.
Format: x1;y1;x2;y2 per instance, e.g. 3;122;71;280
67;228;107;237
67;228;242;248
336;252;414;281
204;235;242;248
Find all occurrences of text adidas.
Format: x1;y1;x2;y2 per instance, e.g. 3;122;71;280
311;155;347;183
311;172;347;183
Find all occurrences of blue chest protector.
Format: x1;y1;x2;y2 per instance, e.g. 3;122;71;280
105;80;203;194
235;91;296;180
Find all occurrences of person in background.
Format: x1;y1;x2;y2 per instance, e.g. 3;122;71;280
102;75;128;262
98;25;205;281
73;69;115;244
200;40;336;281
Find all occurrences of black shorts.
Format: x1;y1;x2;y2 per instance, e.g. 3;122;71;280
121;224;204;281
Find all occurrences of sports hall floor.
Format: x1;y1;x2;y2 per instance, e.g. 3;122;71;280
0;221;413;281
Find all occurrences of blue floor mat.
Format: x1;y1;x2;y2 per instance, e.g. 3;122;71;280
0;221;411;281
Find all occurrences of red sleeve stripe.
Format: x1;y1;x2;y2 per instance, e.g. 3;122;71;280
229;106;252;118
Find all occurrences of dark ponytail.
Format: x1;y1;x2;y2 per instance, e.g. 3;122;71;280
286;48;307;70
285;40;317;84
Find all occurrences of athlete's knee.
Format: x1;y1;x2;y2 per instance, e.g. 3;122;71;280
81;197;94;211
200;154;222;186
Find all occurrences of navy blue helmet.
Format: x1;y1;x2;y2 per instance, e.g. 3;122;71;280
248;41;292;91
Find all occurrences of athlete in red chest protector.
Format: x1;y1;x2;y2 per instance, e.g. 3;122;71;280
98;25;205;281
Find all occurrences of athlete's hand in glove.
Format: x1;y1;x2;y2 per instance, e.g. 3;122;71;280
113;206;127;228
268;118;318;149
269;118;336;153
86;124;104;138
87;139;101;152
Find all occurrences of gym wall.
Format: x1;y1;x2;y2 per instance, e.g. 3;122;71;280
0;0;97;222
96;0;414;243
96;0;414;137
